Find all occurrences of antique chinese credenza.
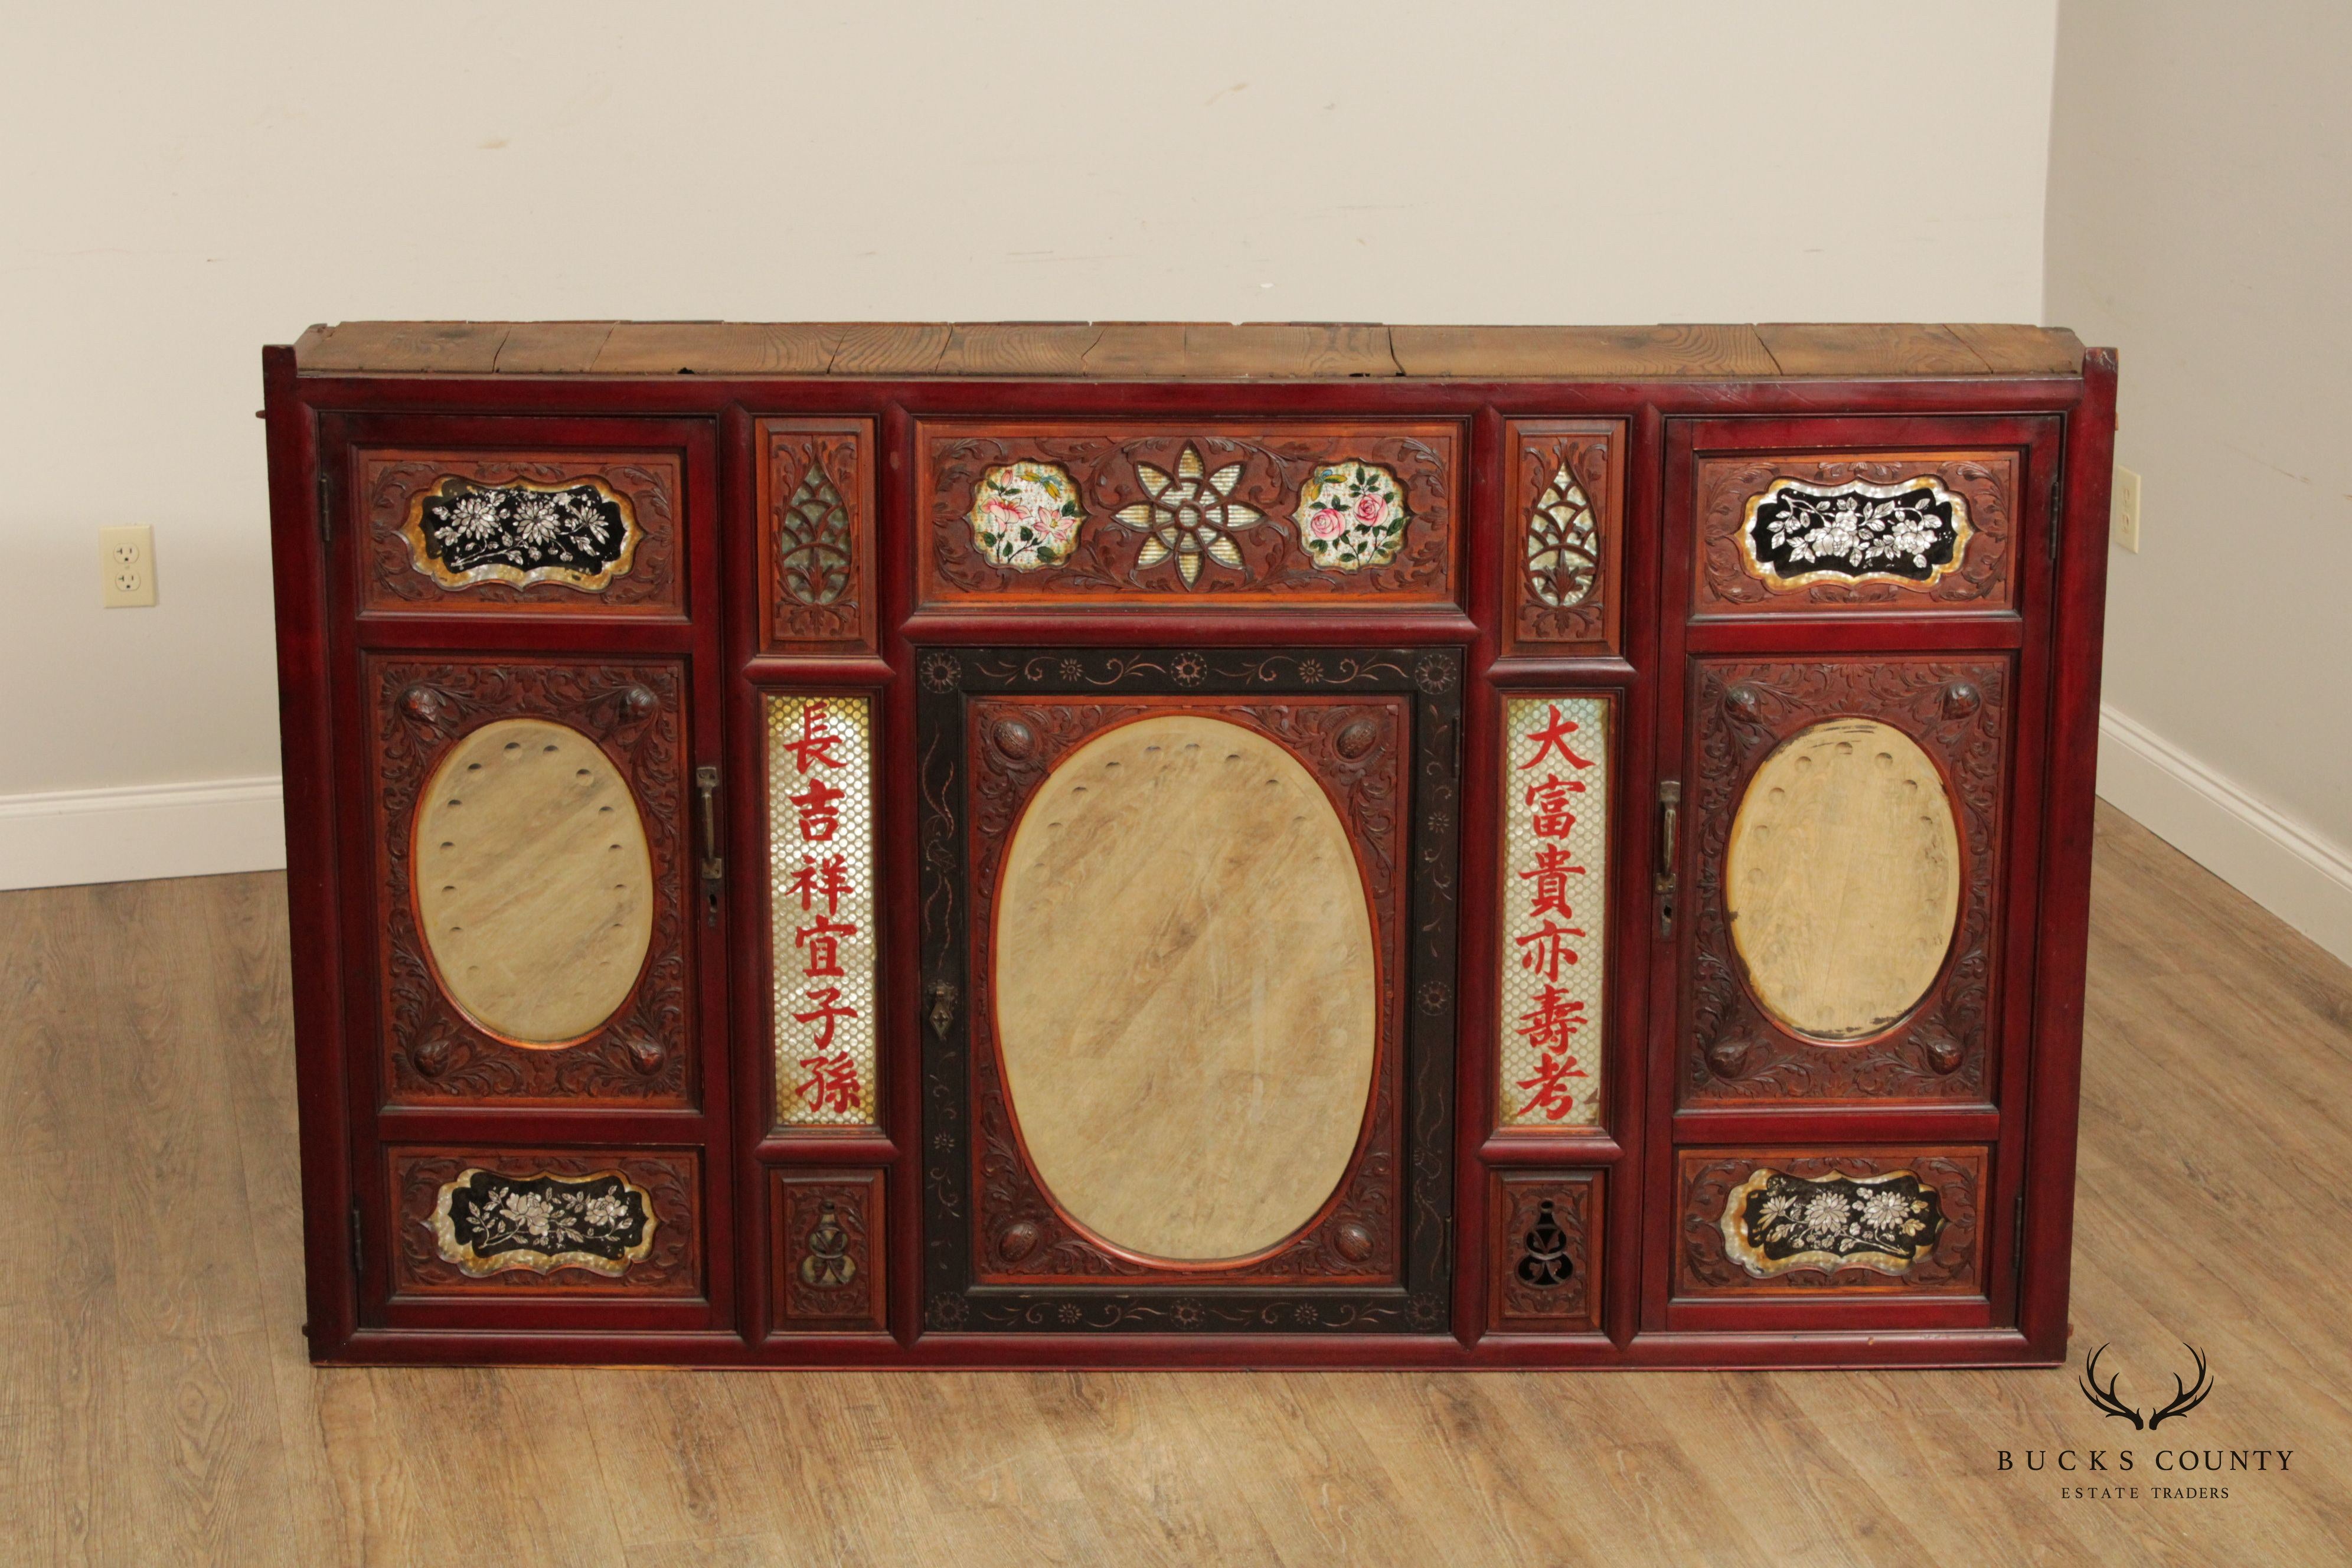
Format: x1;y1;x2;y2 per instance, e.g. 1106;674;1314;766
262;320;2116;1368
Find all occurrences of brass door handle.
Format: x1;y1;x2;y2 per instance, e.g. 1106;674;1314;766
695;765;723;926
1655;779;1681;937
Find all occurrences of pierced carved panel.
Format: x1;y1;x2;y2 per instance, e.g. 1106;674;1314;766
758;419;877;654
1490;1172;1602;1332
360;450;682;615
917;423;1462;609
369;657;691;1105
1504;420;1623;655
391;1147;701;1297
1695;452;2015;614
773;1169;887;1333
1677;1148;1985;1298
1683;658;2007;1105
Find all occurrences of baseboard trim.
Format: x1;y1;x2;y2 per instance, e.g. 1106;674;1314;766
0;775;286;891
2098;705;2352;967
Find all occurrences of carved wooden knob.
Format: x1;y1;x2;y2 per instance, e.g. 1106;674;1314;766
619;1030;665;1074
400;685;443;725
411;1033;453;1077
1723;682;1763;720
1334;717;1380;760
1334;1222;1376;1263
997;1221;1040;1263
1922;1030;1965;1075
1942;681;1981;719
1706;1034;1755;1079
623;684;659;719
992;719;1037;759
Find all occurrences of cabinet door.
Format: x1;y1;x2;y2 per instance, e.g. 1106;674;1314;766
914;647;1459;1334
1648;414;2057;1328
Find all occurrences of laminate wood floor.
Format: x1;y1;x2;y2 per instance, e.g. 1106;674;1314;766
3;803;2347;1566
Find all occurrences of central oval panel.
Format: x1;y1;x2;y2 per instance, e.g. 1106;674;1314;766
994;713;1378;1263
415;717;655;1046
1726;717;1962;1042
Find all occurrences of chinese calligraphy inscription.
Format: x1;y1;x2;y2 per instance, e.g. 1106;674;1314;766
768;695;878;1127
1498;697;1611;1130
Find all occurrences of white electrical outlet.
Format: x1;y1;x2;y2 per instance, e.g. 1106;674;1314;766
2112;466;2142;553
101;524;158;607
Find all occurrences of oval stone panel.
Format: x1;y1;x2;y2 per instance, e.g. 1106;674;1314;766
1726;718;1961;1042
994;713;1378;1263
414;717;655;1045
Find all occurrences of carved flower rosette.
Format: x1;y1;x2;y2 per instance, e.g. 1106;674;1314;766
1296;460;1409;571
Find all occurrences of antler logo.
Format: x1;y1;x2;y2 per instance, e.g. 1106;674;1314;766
2077;1342;2214;1430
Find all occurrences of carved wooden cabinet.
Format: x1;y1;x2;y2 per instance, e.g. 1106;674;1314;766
264;320;2115;1368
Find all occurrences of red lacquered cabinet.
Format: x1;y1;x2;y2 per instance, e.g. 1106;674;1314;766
262;320;2116;1368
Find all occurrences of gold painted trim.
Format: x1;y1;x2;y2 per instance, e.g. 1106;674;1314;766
1717;1167;1929;1279
400;475;642;593
428;1167;658;1278
1737;476;1972;593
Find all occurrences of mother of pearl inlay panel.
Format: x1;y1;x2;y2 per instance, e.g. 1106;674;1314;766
992;713;1378;1263
414;717;656;1045
1724;718;1961;1043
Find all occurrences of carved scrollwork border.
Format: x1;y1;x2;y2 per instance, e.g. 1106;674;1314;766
1503;420;1623;655
369;656;692;1105
1694;452;2016;613
390;1146;701;1297
917;423;1462;608
1676;1148;1985;1298
360;449;683;615
1683;657;2008;1105
916;646;1459;1332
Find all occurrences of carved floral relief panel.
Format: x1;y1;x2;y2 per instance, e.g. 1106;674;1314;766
1497;695;1611;1132
1489;1171;1603;1332
773;1169;887;1333
1504;420;1624;655
758;419;876;654
360;450;683;615
390;1146;701;1297
369;657;692;1105
768;695;879;1129
1694;452;2015;614
917;423;1462;608
1683;658;2008;1106
914;648;1460;1334
1677;1147;1985;1298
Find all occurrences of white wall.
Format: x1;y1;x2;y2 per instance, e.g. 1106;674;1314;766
2047;0;2352;963
1;1;2059;886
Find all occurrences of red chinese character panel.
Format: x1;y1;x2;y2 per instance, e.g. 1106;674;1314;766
1497;695;1611;1131
767;694;878;1127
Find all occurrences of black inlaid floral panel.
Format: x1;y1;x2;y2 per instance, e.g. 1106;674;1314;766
412;477;635;589
1743;478;1968;589
1723;1169;1945;1279
430;1168;654;1278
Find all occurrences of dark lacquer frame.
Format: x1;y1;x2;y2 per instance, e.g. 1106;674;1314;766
263;348;2116;1368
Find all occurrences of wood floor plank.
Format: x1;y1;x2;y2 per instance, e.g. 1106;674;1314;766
5;802;2352;1564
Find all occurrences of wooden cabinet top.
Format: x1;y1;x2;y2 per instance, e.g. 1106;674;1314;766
288;320;2088;381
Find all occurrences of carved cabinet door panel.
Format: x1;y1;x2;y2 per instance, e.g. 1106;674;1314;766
319;414;732;1330
914;648;1460;1334
1645;415;2059;1331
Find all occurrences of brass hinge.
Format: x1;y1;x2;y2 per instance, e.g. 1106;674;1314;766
695;765;724;926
